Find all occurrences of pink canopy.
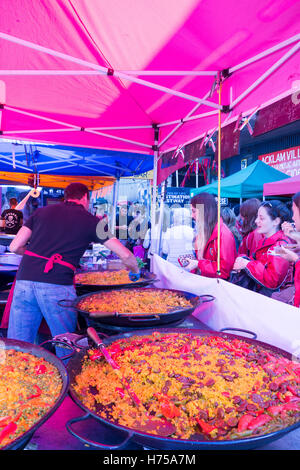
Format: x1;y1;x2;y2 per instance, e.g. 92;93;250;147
0;0;299;158
264;173;300;197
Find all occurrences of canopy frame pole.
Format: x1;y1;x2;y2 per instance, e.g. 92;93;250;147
217;77;222;280
85;129;152;150
0;69;218;77
3;105;152;151
0;33;222;111
150;126;159;267
3;128;80;135
37;164;78;174
157;179;166;256
111;178;120;237
158;110;218;129
158;90;213;149
231;41;300;108
4;105;81;130
229;34;300;74
118;70;218;77
0;154;33;172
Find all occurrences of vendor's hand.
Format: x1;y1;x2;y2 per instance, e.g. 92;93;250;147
129;270;141;282
183;259;199;272
269;245;299;263
233;257;250;271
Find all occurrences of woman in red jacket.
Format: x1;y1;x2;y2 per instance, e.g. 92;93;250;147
238;198;263;257
184;192;237;280
270;192;300;306
233;200;293;294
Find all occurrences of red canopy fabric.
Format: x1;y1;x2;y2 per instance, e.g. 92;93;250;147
0;0;299;156
263;174;300;197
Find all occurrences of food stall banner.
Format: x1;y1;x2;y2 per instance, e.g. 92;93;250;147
214;121;240;161
253;93;300;137
153;255;300;356
258;145;300;177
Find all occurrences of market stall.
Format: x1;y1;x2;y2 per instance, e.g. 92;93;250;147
263;173;300;197
191;160;289;200
0;0;300;452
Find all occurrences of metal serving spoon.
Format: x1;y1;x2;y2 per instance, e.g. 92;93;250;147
87;327;176;437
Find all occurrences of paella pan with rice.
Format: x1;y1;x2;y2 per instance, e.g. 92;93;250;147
0;339;68;450
76;287;194;315
74;268;157;293
71;330;300;444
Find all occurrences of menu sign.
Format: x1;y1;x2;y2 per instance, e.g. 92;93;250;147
258;145;300;177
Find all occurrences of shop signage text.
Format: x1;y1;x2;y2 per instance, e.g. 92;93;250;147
258;145;300;176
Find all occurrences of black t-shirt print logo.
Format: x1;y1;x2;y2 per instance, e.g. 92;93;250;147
5;212;18;228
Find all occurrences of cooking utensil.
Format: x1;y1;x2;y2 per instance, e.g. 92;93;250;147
67;327;300;450
0;337;70;450
87;327;175;437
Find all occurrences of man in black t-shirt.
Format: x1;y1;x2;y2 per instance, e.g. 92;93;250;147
1;198;23;234
7;183;139;349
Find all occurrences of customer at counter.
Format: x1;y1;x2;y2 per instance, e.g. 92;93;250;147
184;192;237;280
6;183;139;347
1;197;23;234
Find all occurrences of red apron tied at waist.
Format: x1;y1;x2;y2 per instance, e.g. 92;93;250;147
24;250;76;273
0;250;76;329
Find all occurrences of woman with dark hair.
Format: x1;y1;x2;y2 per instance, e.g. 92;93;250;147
221;206;242;250
184;192;237;280
238;198;263;257
269;192;300;306
233;200;293;295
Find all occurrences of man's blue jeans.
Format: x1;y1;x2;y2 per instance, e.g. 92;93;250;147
7;280;77;345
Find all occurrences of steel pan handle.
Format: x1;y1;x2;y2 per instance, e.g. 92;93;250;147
57;299;74;308
219;327;257;340
199;294;215;303
66;413;134;449
119;314;160;322
39;339;76;361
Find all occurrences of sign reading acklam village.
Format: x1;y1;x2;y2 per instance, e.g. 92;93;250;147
258;145;300;177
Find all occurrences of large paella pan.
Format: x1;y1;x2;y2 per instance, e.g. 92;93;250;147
74;268;157;295
62;287;211;327
66;328;300;450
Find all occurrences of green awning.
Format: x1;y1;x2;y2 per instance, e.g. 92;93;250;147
191;160;290;199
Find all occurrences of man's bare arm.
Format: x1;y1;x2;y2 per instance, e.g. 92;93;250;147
104;237;139;273
9;226;32;255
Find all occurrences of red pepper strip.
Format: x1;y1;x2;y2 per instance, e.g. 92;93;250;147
35;364;47;375
89;350;102;361
27;384;42;399
284;394;300;403
276;392;286;403
115;387;125;398
0;416;12;428
0;421;17;444
287;385;300;396
160;401;180;419
179;344;190;354
268;401;300;416
196;418;216;435
252;380;260;393
247;414;272;430
237;414;254;432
